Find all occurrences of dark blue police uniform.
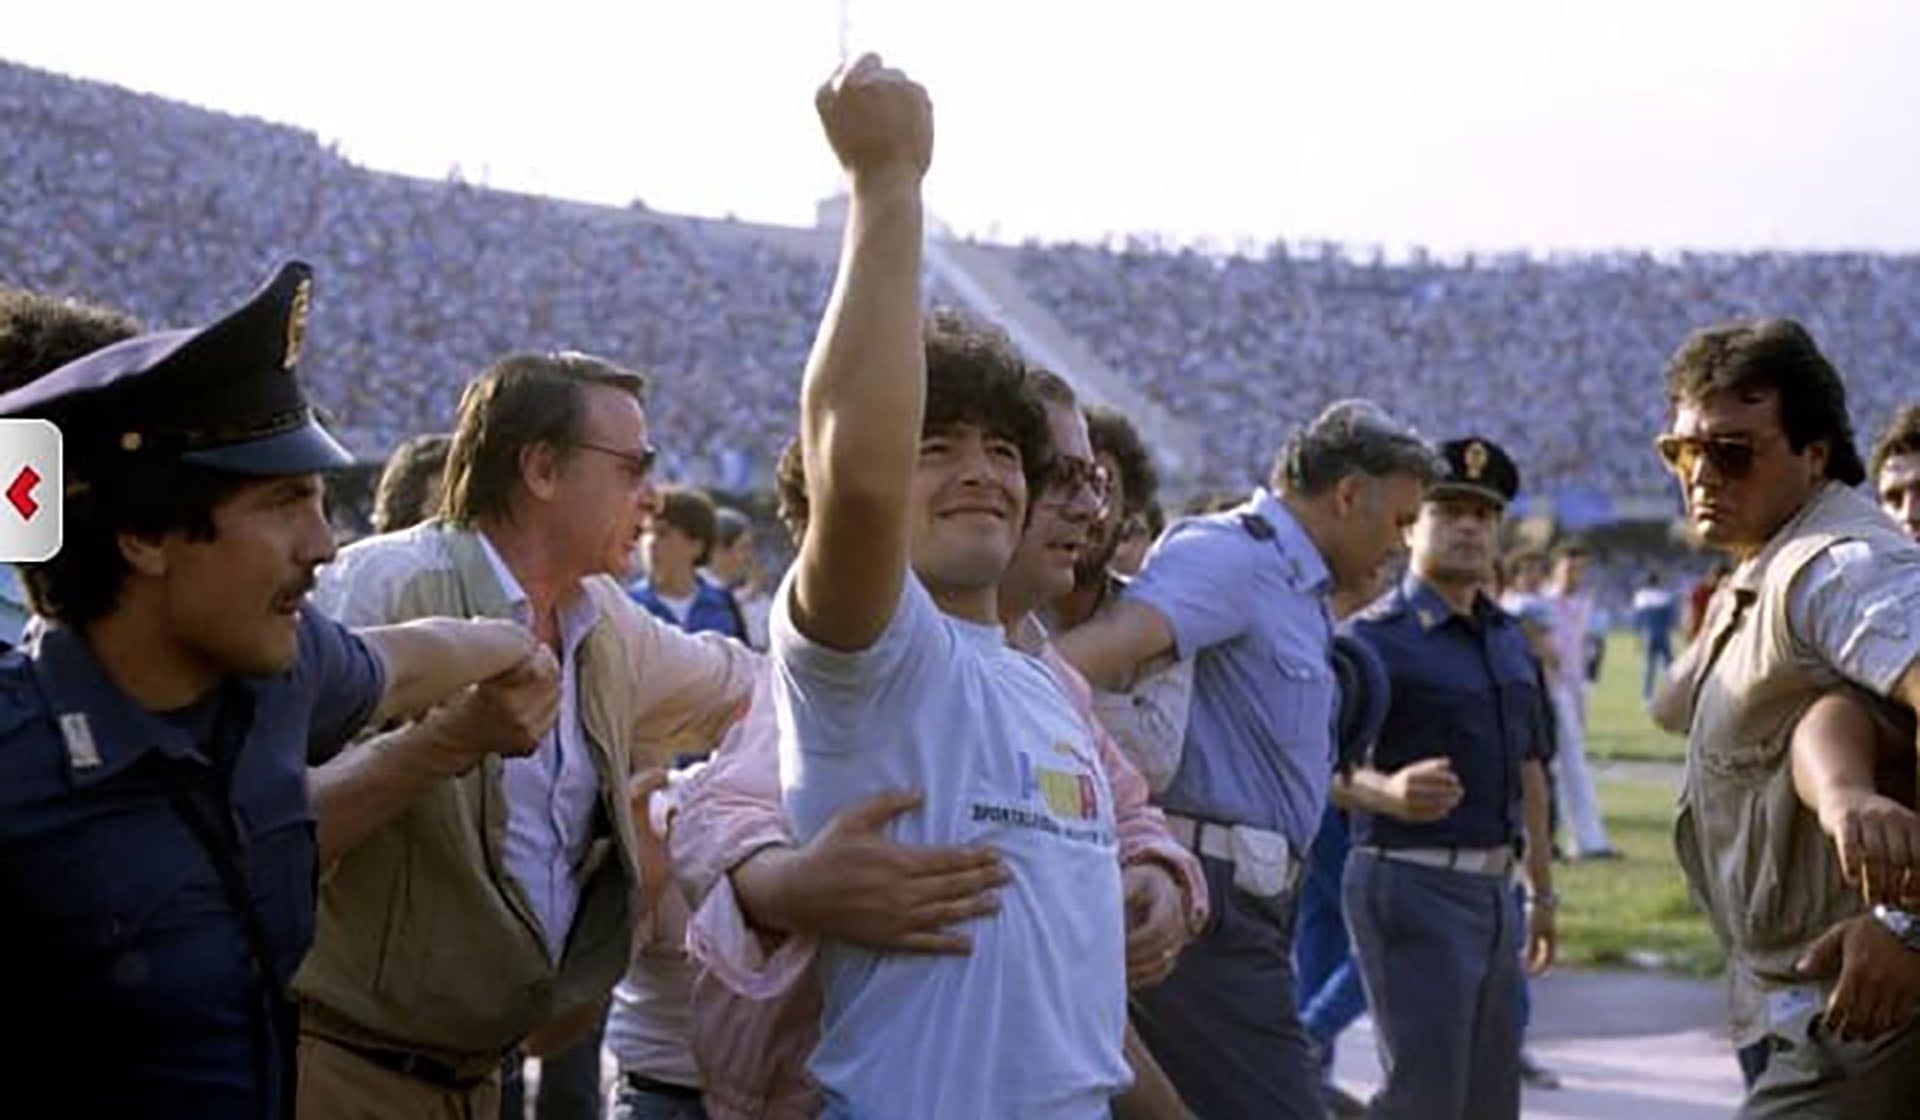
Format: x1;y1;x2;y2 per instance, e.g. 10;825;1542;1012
0;262;385;1118
1341;438;1552;1120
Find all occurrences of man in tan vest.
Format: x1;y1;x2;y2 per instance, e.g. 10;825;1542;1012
293;351;758;1119
1653;317;1920;1117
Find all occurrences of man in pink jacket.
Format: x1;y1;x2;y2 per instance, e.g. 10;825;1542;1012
660;378;1208;1120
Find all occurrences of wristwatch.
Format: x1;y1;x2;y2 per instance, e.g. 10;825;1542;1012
1525;890;1559;912
1871;905;1920;951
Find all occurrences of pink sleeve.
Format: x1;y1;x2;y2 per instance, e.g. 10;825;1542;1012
1043;645;1209;934
692;967;823;1120
668;668;821;997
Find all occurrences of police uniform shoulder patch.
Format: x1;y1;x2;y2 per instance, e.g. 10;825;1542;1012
58;712;102;770
283;276;312;372
1238;513;1275;541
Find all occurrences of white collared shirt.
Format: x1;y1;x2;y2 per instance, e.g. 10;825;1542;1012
478;533;604;962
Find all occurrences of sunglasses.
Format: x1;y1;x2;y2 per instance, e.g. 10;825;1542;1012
575;440;659;481
1653;432;1781;482
1041;457;1113;511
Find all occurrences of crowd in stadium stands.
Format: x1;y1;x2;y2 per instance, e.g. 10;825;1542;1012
0;60;834;492
8;57;1920;514
1014;240;1920;500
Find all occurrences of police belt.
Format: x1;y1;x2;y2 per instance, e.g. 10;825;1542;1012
1360;844;1516;878
1166;814;1303;897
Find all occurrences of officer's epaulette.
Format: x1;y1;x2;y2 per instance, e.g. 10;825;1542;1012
1238;513;1275;541
1347;586;1407;626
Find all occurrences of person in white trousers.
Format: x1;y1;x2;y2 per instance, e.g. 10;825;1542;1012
1543;545;1617;859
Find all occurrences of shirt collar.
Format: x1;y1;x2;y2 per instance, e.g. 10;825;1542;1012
1250;488;1333;596
475;530;601;657
29;622;221;786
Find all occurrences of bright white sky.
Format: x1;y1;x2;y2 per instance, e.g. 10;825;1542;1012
10;0;1920;253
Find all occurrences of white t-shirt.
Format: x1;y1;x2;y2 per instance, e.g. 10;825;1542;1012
605;951;699;1088
654;590;697;626
772;574;1129;1120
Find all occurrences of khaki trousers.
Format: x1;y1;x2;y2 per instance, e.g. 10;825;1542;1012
296;1033;502;1120
1740;1016;1920;1120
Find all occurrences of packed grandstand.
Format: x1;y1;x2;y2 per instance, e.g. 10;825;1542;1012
6;56;1917;527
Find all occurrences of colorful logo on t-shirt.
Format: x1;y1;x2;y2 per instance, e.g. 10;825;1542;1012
1019;747;1099;821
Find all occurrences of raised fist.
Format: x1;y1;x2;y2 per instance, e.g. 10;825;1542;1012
815;52;933;183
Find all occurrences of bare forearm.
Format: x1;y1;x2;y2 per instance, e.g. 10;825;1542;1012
310;715;472;866
728;843;806;935
1114;1022;1193;1120
1791;698;1883;818
1330;767;1391;816
800;176;925;526
804;174;926;451
361;618;529;724
1521;760;1554;898
1056;603;1175;692
792;176;926;648
1055;624;1135;692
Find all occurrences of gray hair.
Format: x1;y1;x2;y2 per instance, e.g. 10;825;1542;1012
1270;399;1443;497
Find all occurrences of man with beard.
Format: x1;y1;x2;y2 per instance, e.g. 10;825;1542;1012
1653;318;1920;1116
1342;438;1557;1120
1057;400;1440;1119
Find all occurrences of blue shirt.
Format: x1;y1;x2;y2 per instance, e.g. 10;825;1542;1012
0;607;384;1119
1344;577;1550;851
1126;489;1336;847
631;575;746;641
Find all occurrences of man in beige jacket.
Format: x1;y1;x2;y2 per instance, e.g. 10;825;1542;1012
295;351;758;1118
1653;318;1920;1117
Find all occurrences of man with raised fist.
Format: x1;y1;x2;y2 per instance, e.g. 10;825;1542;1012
770;55;1130;1119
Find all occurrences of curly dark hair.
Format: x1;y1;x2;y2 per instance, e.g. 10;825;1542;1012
0;287;141;392
775;314;1055;538
1085;406;1158;518
1664;318;1866;486
1870;405;1920;484
923;311;1053;501
442;351;649;527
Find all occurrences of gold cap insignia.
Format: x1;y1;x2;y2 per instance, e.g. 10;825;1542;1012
1464;441;1490;481
283;277;313;372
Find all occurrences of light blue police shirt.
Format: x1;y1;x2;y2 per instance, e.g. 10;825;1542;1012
1125;488;1337;848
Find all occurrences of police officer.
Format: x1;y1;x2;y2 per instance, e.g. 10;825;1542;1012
0;263;557;1118
1059;401;1439;1119
1342;437;1557;1120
